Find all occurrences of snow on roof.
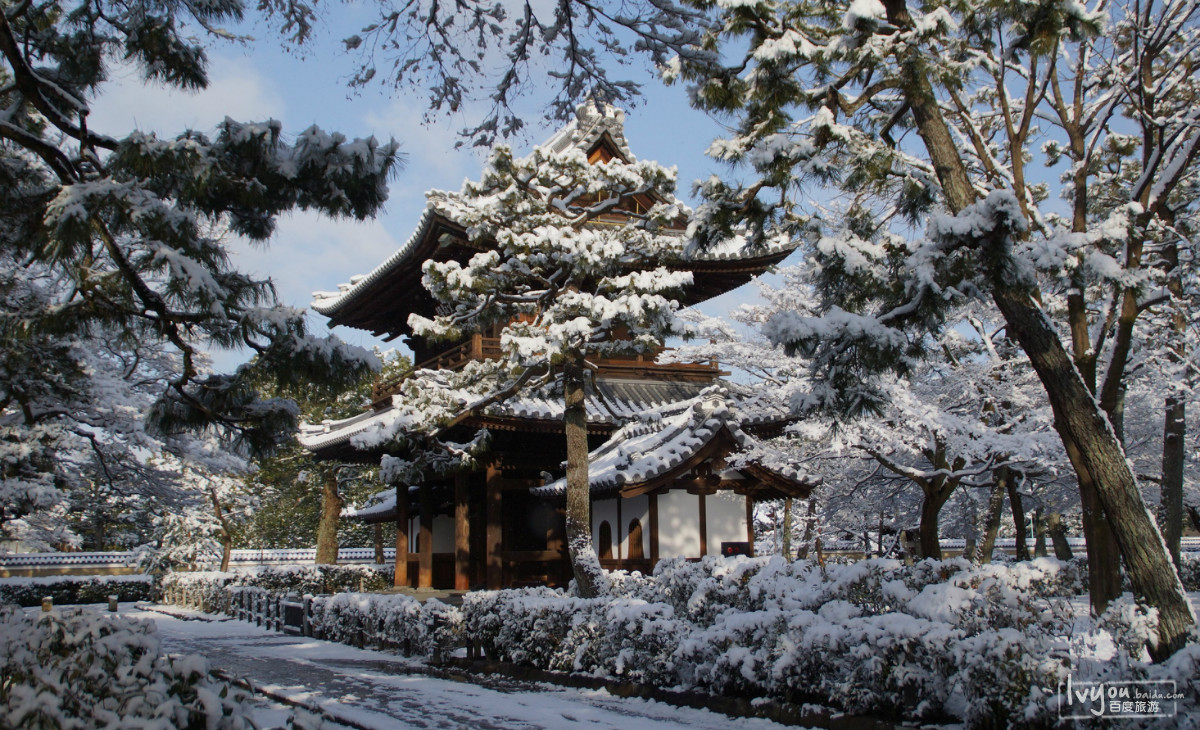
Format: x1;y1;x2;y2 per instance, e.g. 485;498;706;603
531;385;805;498
542;100;636;161
297;379;789;453
311;204;441;315
342;486;418;520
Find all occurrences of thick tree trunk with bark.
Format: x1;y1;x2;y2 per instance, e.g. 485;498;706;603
1070;445;1124;614
1046;512;1074;560
1033;509;1048;558
1162;237;1187;574
918;490;947;559
875;15;1195;655
992;284;1195;660
979;473;1008;564
1005;470;1030;562
316;469;342;565
373;523;384;564
563;358;608;597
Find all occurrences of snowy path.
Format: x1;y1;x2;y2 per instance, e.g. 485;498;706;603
127;606;805;730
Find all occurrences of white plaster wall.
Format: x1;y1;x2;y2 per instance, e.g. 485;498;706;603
403;515;454;553
432;515;454;553
619;494;649;559
592;497;619;556
706;491;748;557
658;490;700;558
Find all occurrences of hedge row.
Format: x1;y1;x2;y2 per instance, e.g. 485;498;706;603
160;556;1200;729
0;575;155;607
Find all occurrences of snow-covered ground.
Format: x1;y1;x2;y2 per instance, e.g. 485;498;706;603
123;604;808;730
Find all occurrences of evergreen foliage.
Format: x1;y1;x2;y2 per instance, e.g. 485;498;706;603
0;0;400;548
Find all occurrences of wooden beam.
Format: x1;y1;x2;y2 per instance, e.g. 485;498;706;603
486;462;503;589
455;473;470;590
394;485;408;588
649;492;659;564
418;482;433;588
698;491;707;558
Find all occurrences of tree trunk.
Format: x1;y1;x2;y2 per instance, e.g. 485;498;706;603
316;468;342;565
1161;235;1187;575
1005;470;1030;561
918;490;946;560
373;523;384;564
883;2;1194;658
1046;512;1074;560
563;357;608;597
208;486;233;572
979;473;1008;564
798;500;817;560
781;497;793;557
992;284;1194;660
1069;443;1123;614
1033;509;1048;558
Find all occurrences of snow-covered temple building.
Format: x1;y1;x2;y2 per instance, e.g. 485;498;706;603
299;103;814;590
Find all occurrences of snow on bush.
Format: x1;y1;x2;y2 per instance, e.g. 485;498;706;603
159;556;1200;727
0;574;154;607
0;605;257;729
161;567;461;660
467;556;1198;727
161;563;393;601
309;591;461;658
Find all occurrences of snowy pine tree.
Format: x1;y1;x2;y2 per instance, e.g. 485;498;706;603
1;0;400;542
379;127;692;596
662;0;1199;658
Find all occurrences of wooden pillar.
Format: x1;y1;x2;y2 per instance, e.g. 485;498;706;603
649;491;659;564
486;462;503;589
394;485;409;587
698;492;708;557
455;473;470;590
616;497;623;560
419;483;433;588
746;496;755;557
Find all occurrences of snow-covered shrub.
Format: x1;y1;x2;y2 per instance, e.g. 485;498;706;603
162;570;237;612
160;564;393;604
0;574;153;607
464;588;588;667
590;599;684;684
0;605;256;729
306;591;461;657
676;607;790;696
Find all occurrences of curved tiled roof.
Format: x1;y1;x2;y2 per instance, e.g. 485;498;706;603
531;386;814;498
297;378;789;453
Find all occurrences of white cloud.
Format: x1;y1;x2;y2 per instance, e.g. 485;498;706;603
88;56;287;137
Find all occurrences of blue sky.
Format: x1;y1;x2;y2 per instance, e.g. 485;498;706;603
89;24;793;371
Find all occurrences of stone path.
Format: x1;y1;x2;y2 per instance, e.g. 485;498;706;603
129;606;803;730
